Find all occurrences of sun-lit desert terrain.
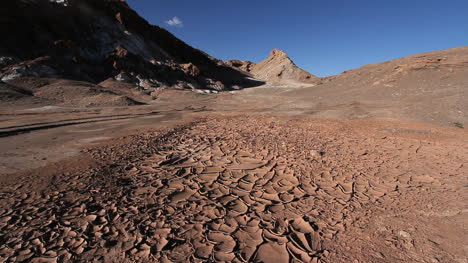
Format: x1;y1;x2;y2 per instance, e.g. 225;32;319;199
1;85;467;262
0;1;467;262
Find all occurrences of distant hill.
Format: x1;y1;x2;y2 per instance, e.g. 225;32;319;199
227;49;319;84
247;46;468;126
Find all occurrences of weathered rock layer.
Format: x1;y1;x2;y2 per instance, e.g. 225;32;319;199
228;49;319;84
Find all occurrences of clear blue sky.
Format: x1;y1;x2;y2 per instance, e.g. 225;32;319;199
128;0;468;77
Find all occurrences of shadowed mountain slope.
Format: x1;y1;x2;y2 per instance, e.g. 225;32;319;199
0;0;263;91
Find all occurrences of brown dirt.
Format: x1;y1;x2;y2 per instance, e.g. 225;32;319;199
0;114;466;262
3;77;146;108
0;47;467;263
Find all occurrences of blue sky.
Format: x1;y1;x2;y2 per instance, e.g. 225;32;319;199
128;0;468;77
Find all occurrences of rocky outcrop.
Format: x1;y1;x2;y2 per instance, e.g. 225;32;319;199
0;0;263;91
226;49;319;84
225;60;256;73
250;49;319;84
180;63;201;77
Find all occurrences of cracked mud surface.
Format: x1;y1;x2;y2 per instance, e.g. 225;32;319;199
0;116;467;262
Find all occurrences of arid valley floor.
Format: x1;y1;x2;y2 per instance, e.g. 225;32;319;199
0;1;467;262
1;84;467;263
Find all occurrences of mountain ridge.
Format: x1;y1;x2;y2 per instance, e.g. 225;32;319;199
0;0;263;91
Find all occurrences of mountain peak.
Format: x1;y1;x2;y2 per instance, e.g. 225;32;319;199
248;49;318;84
270;49;288;58
226;48;319;84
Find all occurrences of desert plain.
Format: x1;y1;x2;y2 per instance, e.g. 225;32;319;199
0;1;467;262
1;74;467;263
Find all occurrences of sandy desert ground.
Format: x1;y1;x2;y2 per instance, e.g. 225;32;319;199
0;85;467;263
1;1;466;261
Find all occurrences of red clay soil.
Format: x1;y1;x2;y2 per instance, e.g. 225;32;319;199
0;115;466;262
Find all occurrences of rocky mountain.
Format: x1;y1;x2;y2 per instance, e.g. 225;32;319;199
0;0;263;103
227;49;319;84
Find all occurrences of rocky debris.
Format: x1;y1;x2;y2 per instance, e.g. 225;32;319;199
104;45;186;89
203;78;225;91
135;77;158;90
180;63;201;77
114;71;134;82
0;57;58;82
195;89;219;95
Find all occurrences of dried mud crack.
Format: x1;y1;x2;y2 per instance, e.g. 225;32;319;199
0;116;466;262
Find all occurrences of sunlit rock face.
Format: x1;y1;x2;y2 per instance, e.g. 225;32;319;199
227;49;320;85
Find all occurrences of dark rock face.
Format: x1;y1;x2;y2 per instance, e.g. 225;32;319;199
0;0;264;90
225;60;256;73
